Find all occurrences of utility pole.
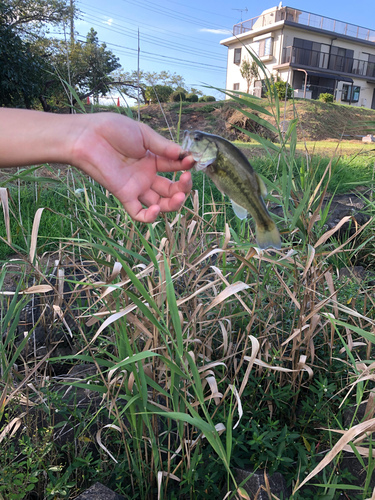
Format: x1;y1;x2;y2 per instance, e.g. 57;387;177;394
137;29;140;121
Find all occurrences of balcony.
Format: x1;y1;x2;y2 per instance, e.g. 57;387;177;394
281;46;375;79
233;6;375;44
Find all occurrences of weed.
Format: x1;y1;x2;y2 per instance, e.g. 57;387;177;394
199;105;217;113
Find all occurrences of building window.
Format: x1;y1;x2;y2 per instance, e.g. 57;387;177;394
254;37;273;57
329;46;354;73
234;48;241;64
293;37;323;67
233;83;240;90
262;37;272;57
342;84;360;102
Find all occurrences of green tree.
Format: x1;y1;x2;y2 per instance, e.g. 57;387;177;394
240;59;259;93
39;30;121;109
145;85;174;104
0;2;49;108
2;0;72;35
155;70;185;88
0;0;78;109
80;28;121;103
111;69;188;105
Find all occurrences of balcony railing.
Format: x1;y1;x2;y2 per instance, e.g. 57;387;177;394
281;46;375;78
233;6;375;44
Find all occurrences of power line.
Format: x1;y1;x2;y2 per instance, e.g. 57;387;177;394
118;0;231;31
77;1;228;49
81;11;226;61
81;9;226;53
76;33;226;72
150;0;240;21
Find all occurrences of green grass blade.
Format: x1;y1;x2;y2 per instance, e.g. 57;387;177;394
163;254;183;357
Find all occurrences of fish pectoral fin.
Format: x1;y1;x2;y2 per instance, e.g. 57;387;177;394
231;200;248;220
255;173;268;197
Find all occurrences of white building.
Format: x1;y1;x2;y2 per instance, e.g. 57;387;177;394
220;5;375;108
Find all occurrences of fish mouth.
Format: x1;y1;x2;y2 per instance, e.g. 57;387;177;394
181;130;204;168
181;130;193;152
181;129;216;170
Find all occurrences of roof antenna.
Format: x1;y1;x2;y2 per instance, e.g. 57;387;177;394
232;7;248;22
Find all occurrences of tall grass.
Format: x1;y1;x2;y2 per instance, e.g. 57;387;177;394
1;61;375;500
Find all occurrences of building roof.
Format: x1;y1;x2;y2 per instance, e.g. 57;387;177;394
221;5;375;47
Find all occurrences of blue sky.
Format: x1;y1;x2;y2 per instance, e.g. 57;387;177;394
56;0;375;103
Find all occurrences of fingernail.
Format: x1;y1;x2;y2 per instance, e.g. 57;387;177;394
178;150;190;161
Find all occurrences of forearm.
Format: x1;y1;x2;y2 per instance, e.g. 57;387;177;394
0;109;84;168
0;108;194;222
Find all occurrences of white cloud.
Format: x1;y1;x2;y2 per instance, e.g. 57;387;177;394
200;28;230;34
104;18;113;26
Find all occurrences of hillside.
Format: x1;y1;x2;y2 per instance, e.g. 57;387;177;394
135;98;375;144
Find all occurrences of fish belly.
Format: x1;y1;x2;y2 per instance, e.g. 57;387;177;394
206;159;281;250
206;161;272;229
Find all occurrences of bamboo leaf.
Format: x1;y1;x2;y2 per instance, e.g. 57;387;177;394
164;254;183;356
0;188;11;243
29;207;45;263
233;125;281;153
206;85;273;116
235;108;278;134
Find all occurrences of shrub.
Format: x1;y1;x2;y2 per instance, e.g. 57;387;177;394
170;90;186;102
145;85;173;103
200;104;216;113
198;95;216;102
319;92;334;103
268;80;293;100
186;93;198;102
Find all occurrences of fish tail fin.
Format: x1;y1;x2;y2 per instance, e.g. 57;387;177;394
255;222;281;250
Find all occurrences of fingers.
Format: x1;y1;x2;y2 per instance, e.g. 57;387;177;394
155;153;195;173
150;171;192;198
124;192;187;223
124;176;191;222
123;199;161;223
137;172;191;209
139;123;185;161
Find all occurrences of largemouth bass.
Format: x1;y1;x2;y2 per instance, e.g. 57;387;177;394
181;130;281;250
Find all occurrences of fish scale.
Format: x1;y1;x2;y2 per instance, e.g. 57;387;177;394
207;153;273;230
182;130;281;250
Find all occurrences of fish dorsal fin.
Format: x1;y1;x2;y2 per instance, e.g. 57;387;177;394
256;173;267;197
231;200;248;220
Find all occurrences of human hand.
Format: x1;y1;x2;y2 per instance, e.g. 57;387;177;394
71;113;194;223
